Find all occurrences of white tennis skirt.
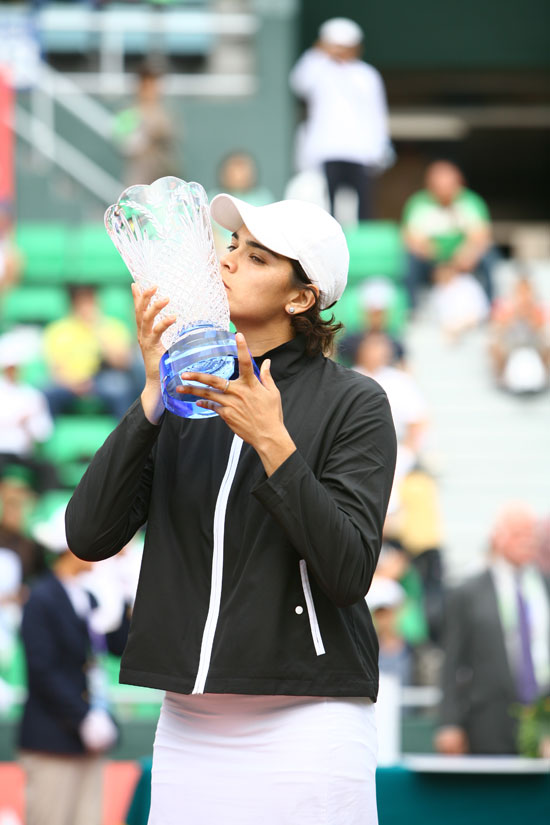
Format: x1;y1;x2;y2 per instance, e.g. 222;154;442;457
147;692;378;825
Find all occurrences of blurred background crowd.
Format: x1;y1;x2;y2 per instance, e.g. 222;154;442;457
0;0;549;823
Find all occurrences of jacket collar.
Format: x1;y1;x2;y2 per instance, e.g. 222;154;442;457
252;334;318;382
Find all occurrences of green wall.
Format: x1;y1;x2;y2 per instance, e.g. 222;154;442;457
299;0;550;69
15;0;299;222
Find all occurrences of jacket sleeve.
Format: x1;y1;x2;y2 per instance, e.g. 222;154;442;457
65;399;162;562
252;387;397;607
21;596;89;727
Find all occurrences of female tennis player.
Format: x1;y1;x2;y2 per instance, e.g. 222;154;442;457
66;195;397;825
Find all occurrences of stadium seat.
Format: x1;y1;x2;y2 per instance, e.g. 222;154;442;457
71;224;130;284
325;281;409;336
100;284;136;330
40;415;117;465
2;285;70;326
15;223;71;283
27;489;73;533
345;222;405;285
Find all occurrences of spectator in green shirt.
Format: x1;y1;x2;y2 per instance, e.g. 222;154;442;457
402;161;497;309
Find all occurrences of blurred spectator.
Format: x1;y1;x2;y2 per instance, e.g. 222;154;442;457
367;576;412;685
0;330;57;491
290;17;391;221
78;535;144;635
43;284;140;418
431;263;490;342
0;465;45;583
536;517;550;576
0;545;23;671
0;208;22;295
19;506;129;825
114;61;177;186
402;161;496;309
354;330;428;483
338;279;406;367
215;151;274;208
436;504;550;755
284;168;330;212
488;276;550;394
375;542;429;653
397;468;445;644
210;151;274;254
0;466;45;691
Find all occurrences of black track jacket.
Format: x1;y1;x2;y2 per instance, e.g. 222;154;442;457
66;335;397;699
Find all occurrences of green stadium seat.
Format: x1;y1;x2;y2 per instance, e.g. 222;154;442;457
71;225;130;284
16;223;71;283
40;415;117;465
56;462;90;489
19;356;49;389
345;222;405;285
324;281;409;336
100;285;136;330
0;638;27;700
2;285;70;326
27;489;73;533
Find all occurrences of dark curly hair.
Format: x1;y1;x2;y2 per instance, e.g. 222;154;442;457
289;260;344;357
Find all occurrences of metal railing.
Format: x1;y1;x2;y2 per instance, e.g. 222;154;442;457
14;101;123;204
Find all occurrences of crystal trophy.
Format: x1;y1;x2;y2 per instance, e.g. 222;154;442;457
105;176;237;419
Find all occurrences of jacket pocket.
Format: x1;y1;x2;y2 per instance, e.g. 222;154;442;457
299;560;326;656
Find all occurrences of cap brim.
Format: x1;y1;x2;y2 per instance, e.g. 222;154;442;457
210;194;298;261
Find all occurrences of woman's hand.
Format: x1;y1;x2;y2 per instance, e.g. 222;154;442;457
178;332;296;476
132;283;176;424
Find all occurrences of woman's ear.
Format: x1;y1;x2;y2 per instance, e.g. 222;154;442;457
289;285;319;316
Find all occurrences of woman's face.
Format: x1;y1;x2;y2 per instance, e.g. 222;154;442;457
220;224;299;328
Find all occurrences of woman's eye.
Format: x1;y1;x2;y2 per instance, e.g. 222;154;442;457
250;255;264;264
226;244;236;252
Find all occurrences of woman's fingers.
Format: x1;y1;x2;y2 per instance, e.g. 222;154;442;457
235;332;255;383
151;313;177;341
132;284;158;329
143;296;170;335
259;358;275;389
176;383;225;401
179;372;229;392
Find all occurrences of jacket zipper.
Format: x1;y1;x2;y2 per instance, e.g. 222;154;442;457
192;434;244;694
299;559;326;656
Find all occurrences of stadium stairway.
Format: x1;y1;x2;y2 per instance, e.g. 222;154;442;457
406;260;550;582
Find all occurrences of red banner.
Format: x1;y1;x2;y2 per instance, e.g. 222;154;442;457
0;66;14;209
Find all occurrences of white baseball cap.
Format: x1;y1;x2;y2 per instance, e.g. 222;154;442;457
366;577;405;612
359;278;396;311
319;18;363;48
210;195;349;309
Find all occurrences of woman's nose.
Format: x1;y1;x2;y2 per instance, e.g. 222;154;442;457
220;251;236;272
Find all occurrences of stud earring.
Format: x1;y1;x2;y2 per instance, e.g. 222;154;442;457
288;307;295;314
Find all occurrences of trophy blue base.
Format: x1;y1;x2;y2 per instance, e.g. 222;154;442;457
160;325;238;419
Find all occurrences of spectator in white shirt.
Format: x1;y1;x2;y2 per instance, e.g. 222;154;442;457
354;330;428;514
354;330;427;453
431;263;490;342
0;335;53;457
290;17;391;221
0;330;56;491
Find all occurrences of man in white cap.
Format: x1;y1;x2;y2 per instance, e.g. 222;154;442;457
290;17;391;222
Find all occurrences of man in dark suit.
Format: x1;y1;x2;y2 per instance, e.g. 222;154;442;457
435;505;550;755
18;507;129;825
